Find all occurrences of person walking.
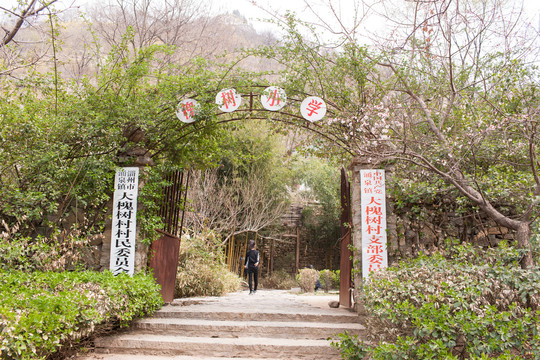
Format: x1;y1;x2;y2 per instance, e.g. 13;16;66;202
244;240;259;295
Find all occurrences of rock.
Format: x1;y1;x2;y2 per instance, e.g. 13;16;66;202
328;300;340;308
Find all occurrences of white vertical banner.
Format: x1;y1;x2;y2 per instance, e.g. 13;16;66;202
360;169;388;279
110;167;139;276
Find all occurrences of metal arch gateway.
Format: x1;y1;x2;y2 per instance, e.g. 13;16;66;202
165;85;356;159
171;85;354;308
177;86;327;123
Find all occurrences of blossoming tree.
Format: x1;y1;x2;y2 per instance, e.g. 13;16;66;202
252;0;540;268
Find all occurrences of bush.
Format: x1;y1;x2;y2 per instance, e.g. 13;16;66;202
331;333;369;360
296;268;318;293
175;231;241;298
0;269;162;360
262;269;297;289
333;269;340;289
319;269;334;292
0;230;100;272
335;241;540;359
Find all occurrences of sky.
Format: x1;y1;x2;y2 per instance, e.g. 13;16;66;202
220;0;540;33
223;0;540;17
219;0;383;34
3;0;540;36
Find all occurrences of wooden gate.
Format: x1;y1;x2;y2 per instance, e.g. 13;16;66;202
339;167;353;308
149;170;189;303
226;233;250;278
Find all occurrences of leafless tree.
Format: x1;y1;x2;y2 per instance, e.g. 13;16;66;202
0;0;66;78
86;0;280;70
185;168;288;244
88;0;219;62
0;0;59;47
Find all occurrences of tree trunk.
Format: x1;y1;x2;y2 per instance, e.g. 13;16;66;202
452;179;535;270
516;222;534;270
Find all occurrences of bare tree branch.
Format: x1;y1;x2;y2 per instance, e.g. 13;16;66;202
1;0;59;47
184;169;287;243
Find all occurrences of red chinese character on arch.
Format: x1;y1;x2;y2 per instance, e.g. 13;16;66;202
268;89;279;106
306;99;322;116
301;96;327;122
261;86;287;111
216;89;241;112
222;91;236;108
182;101;195;118
176;99;199;123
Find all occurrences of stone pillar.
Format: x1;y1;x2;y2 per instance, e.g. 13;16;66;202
100;197;114;271
350;157;398;306
99;126;154;273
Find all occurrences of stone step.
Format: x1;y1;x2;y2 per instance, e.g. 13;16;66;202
153;307;360;324
95;333;341;359
75;291;364;360
133;318;365;339
78;355;293;360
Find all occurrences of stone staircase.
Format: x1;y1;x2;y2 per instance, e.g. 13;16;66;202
77;290;365;360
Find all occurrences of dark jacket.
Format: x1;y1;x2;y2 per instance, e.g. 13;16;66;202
245;249;260;269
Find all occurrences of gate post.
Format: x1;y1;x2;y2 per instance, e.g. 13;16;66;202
339;167;353;308
149;169;188;303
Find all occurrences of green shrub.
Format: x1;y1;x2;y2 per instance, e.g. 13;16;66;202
0;270;162;360
331;332;369;360
335;241;540;359
262;269;297;289
333;269;340;289
0;230;98;272
175;231;241;298
319;269;334;292
296;268;318;293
